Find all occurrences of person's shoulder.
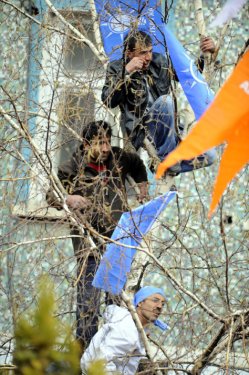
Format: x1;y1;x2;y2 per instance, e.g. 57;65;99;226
108;58;123;69
113;147;142;164
105;305;139;339
111;146;123;156
104;305;135;326
111;146;135;156
152;52;167;64
112;146;139;155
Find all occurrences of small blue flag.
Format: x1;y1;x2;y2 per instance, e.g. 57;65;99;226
92;192;176;294
163;26;214;120
94;0;165;60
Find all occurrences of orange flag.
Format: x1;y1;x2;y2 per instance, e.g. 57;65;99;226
156;50;249;217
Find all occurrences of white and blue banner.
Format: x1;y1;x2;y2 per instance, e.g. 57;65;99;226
94;0;165;60
163;26;214;120
93;191;176;294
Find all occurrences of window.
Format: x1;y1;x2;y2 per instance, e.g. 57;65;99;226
58;88;95;164
61;11;102;72
13;9;105;219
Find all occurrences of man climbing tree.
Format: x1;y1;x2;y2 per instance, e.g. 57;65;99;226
102;29;217;174
47;120;148;352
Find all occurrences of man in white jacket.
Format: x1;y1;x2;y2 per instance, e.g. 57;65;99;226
81;286;168;375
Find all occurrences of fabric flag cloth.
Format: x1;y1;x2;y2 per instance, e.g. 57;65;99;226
210;0;248;28
93;191;176;294
156;50;249;217
93;0;165;60
164;26;214;121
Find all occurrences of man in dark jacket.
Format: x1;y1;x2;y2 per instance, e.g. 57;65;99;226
102;30;217;173
47;121;148;351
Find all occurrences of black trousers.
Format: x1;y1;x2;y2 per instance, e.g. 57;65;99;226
71;233;101;350
71;231;119;351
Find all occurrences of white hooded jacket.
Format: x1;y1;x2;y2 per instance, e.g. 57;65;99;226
81;305;146;374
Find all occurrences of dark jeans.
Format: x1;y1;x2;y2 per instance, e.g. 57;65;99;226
71;232;119;351
71;233;101;350
144;95;217;170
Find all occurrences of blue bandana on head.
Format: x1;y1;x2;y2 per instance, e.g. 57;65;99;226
134;286;166;306
133;286;169;331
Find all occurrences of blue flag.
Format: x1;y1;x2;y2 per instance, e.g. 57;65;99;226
164;26;214;120
94;0;165;60
93;191;176;294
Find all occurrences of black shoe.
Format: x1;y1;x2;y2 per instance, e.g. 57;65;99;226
167;163;181;176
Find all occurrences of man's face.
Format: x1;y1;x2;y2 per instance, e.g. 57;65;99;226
127;42;153;70
137;293;165;325
85;133;111;163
